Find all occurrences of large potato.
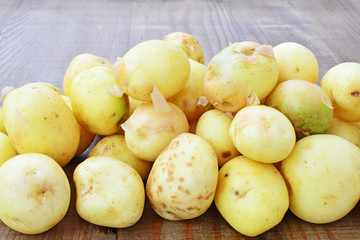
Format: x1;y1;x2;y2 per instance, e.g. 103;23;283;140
122;102;189;161
215;156;289;237
74;156;145;228
195;109;240;166
146;133;218;220
114;40;190;102
0;132;18;166
229;105;296;163
88;135;153;181
70;66;129;135
63;53;112;96
3;85;80;166
0;153;70;234
280;134;360;224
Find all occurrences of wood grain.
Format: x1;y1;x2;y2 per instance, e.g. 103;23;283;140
1;0;360;239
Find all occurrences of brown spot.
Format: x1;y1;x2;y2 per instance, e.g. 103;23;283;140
191;156;195;160
351;91;360;97
295;67;300;72
324;202;327;205
178;185;183;190
44;117;47;120
55;113;59;118
179;177;185;182
224;173;228;177
197;195;203;200
221;151;231;159
185;189;191;195
187;162;192;167
187;207;194;211
235;191;239;196
166;211;182;220
183;99;191;107
158;185;163;192
161;202;167;209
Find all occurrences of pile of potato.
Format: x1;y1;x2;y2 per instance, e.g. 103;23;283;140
1;31;360;237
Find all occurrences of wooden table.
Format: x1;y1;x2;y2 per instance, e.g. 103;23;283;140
1;0;360;239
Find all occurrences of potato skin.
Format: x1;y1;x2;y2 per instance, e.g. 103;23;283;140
3;85;80;166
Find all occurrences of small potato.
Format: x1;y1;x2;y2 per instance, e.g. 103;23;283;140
63;53;112;96
196;109;240;166
70;66;129;135
325;118;360;147
215;156;289;237
273;42;319;84
168;59;211;121
3;85;80;166
74;156;145;228
163;32;205;64
0;107;6;134
88;135;152;181
0;153;70;234
229;105;296;163
280;134;360;224
122;102;189;162
0;132;18;166
146;133;218;220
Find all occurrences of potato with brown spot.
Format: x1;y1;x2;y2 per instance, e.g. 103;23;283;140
146;133;218;220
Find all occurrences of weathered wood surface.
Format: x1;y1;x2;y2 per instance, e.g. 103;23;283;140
0;0;360;239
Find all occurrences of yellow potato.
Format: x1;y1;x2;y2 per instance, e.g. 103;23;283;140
3;85;80;166
88;135;152;181
74;156;145;228
320;62;360;121
325;118;360;147
215;156;289;237
196;109;240;166
115;40;190;102
70;66;129;135
0;132;17;166
229;105;296;163
0;107;6;134
280;134;360;224
0;153;70;234
163;32;205;64
122;102;189;162
146;133;218;220
168;59;211;121
273;42;319;84
63;53;112;96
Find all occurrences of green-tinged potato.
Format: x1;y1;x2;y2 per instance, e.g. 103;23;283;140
266;79;333;138
88;135;152;181
215;156;289;237
168;59;211;121
196;109;240;166
74;156;145;228
146;133;218;220
70;66;129;136
320;62;360;121
163;32;205;64
3;85;80;166
114;40;190;102
273;42;319;84
63;53;112;96
204;41;278;112
61;96;95;156
0;132;17;166
325;118;360;147
0;107;6;134
0;153;70;234
24;82;63;95
280;134;360;224
122;102;189;162
229;105;296;163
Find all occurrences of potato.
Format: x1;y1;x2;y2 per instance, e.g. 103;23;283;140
273;42;319;84
3;85;80;166
229;105;296;163
63;53;112;96
61;95;95;156
0;153;70;234
0;107;6;134
88;135;152;181
204;41;278;112
114;40;190;102
325;118;360;147
163;32;205;64
195;109;240;166
146;133;218;220
168;59;211;121
215;156;289;237
122;102;189;162
0;132;17;166
280;134;360;224
73;156;145;228
70;66;129;135
320;62;360;121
